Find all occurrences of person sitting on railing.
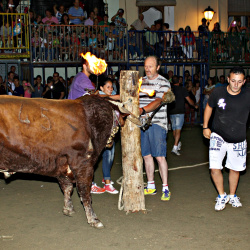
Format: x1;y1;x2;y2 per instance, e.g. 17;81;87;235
182;26;195;60
53;4;66;24
42;8;59;26
128;29;142;60
68;0;86;25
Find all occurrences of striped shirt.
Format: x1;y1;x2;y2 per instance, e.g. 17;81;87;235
139;75;171;130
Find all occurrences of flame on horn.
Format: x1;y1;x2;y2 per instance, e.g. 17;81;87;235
81;52;107;75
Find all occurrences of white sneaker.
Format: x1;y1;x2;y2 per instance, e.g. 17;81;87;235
215;193;229;211
177;141;182;151
229;195;242;208
171;148;181;156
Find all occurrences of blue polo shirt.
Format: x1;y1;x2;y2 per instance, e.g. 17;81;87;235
68;6;84;25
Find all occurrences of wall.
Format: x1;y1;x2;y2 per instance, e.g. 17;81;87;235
116;0;228;32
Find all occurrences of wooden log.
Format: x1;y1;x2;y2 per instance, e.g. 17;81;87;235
119;70;145;212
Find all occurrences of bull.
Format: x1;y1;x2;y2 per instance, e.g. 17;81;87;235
0;94;127;228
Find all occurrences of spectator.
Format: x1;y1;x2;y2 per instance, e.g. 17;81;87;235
182;26;195;59
53;4;66;24
36;14;42;24
145;24;161;57
84;11;94;26
31;31;43;61
130;14;149;54
212;22;221;33
98;78;119;194
70;30;80;60
61;32;72;61
33;75;44;97
52;72;65;99
93;7;102;22
115;30;126;60
171;34;182;59
42;78;54;99
98;14;109;26
23;80;34;98
161;23;172;58
227;26;242;62
111;8;127;32
198;18;209;37
96;33;105;58
43;32;55;61
203;77;215;110
215;75;227;88
28;10;37;25
185;81;196;126
0;19;11;49
10;65;18;77
0;75;6;95
169;75;197;155
128;29;142;60
11;76;24;97
88;32;97;54
68;0;85;25
7;71;15;95
42;9;59;25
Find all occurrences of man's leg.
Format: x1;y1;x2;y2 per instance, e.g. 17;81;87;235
229;169;240;195
173;129;181;146
144;154;155;182
210;169;225;195
155;156;168;184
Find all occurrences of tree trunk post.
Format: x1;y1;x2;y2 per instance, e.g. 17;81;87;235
119;70;145;213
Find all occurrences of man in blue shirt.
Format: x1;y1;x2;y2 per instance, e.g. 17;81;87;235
68;0;85;25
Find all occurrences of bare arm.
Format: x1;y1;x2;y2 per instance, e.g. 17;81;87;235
203;103;213;139
59;92;65;99
139;98;162;115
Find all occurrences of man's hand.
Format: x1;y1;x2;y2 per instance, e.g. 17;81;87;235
203;128;211;139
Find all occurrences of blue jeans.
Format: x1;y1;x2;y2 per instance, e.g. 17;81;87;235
102;142;115;180
170;114;185;130
141;124;167;157
129;45;141;57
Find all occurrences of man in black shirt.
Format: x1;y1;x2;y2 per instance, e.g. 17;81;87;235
52;72;65;99
203;67;250;211
169;76;197;155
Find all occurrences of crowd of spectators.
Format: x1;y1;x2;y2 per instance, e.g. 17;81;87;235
0;1;249;63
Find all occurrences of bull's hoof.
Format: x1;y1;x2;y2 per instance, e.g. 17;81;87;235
63;208;75;217
90;221;104;229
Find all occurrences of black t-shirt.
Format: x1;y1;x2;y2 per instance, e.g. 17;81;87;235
208;86;250;143
169;85;189;114
52;81;65;99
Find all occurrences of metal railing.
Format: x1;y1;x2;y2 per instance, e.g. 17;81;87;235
0;13;29;59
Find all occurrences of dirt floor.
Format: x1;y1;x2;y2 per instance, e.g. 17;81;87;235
0;126;249;250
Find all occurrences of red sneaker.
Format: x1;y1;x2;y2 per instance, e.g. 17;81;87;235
91;183;105;194
105;184;119;194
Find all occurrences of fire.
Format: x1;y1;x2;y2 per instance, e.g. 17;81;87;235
138;77;155;97
81;52;107;75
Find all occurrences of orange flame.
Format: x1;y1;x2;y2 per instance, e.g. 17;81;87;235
138;77;155;97
81;52;107;75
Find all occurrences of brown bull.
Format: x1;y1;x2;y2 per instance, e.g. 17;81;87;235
0;94;123;228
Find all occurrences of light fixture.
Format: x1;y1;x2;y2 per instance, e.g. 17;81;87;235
203;6;215;26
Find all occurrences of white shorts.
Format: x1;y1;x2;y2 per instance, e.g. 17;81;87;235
209;132;247;171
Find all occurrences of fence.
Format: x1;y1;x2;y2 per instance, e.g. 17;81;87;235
0;13;30;59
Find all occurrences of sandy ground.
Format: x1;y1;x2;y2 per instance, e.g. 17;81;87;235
0;126;249;250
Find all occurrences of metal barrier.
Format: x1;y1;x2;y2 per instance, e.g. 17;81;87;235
0;13;29;59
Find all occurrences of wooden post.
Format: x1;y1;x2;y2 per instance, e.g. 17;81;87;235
119;70;145;212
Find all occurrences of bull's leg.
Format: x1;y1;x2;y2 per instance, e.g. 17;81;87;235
75;165;104;228
57;176;75;216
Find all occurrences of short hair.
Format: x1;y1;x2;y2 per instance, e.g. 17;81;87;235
202;18;207;23
163;23;169;29
229;67;245;77
45;9;51;13
118;8;124;13
13;76;19;81
36;75;42;79
103;14;109;18
8;71;14;76
145;56;161;67
80;57;88;66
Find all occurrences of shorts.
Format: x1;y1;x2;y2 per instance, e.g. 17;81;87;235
141;124;167;157
170;114;184;130
209;132;247;171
